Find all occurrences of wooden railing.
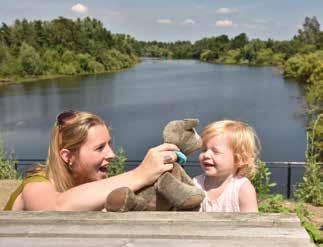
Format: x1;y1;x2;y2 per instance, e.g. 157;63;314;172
0;211;315;246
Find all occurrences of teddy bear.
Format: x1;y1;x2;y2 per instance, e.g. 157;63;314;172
105;118;205;212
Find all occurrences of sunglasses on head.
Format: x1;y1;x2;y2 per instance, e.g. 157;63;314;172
56;110;77;127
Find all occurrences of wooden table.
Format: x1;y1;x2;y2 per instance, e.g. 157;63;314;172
0;211;314;246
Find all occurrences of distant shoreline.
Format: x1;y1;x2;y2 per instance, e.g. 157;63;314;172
0;63;139;85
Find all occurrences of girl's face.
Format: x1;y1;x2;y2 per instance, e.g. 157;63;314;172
71;124;116;185
199;133;239;178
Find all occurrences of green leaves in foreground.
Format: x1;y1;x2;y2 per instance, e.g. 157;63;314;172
107;147;126;177
251;160;276;200
0;138;18;179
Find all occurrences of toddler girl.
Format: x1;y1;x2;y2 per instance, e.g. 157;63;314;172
193;120;259;212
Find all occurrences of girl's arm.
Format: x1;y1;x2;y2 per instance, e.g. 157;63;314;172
21;143;178;211
238;180;258;213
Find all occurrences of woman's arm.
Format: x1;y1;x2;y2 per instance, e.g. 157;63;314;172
22;143;179;211
238;180;258;213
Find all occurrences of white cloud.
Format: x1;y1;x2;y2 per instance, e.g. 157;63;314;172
215;20;234;28
216;8;239;14
156;19;175;25
71;3;88;14
181;19;196;25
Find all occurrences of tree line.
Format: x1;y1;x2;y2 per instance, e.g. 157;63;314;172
0;17;138;79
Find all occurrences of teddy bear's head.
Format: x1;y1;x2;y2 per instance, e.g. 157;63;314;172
162;118;202;156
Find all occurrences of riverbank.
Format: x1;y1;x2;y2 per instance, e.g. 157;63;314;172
0;62;140;85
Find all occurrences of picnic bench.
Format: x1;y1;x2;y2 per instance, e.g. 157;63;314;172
0;211;314;246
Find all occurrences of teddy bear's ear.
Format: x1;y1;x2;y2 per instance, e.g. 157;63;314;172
183;119;199;130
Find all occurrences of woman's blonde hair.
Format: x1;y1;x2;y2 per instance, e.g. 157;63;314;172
46;111;105;192
201;120;260;179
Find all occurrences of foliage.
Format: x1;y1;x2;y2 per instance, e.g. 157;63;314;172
0;17;138;79
283;52;322;83
17;42;43;76
295;203;323;244
0;138;18;179
258;194;291;213
295;114;323;206
251;160;276;200
107;148;126;177
297;16;321;44
259;197;323;244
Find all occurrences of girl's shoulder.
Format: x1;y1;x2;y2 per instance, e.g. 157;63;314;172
232;176;249;185
234;176;255;194
193;174;206;190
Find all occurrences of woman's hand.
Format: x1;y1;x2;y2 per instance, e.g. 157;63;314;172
134;143;179;185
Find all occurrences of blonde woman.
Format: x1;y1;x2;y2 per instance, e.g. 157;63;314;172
193;120;259;212
5;111;178;211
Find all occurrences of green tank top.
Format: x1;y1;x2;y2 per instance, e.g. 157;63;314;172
3;169;49;210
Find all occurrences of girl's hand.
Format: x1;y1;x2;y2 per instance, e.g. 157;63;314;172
134;143;179;185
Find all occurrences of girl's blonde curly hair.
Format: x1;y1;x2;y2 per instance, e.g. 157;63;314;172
201;120;261;179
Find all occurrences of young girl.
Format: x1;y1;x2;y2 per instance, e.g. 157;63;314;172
4;110;179;211
193;120;259;212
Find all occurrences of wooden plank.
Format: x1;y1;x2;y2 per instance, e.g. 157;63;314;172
0;211;303;226
0;212;315;247
0;237;314;247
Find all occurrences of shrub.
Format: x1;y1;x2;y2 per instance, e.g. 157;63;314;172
0;138;18;179
295;114;323;206
251;159;276;200
258;194;290;213
295;203;323;244
107;147;126;177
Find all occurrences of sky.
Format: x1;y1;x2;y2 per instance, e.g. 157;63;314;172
1;0;323;42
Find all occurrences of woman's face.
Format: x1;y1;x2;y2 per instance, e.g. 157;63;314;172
71;124;116;185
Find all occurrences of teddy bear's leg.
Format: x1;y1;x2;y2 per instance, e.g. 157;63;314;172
105;187;152;212
155;172;205;210
171;163;195;186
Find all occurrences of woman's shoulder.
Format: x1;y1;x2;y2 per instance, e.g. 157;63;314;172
23;165;49;183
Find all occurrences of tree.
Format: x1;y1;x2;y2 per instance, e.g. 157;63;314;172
297;16;321;44
231;33;248;49
17;42;42;76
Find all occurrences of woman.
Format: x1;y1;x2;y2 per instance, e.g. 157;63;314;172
4;111;178;211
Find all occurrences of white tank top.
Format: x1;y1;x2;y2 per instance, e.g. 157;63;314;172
193;174;249;212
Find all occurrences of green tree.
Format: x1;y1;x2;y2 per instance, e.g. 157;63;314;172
17;42;43;76
297;16;321;44
231;33;248;49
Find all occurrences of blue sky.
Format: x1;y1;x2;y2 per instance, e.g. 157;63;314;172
1;0;323;42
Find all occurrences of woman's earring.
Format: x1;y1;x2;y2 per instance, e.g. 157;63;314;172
67;162;73;172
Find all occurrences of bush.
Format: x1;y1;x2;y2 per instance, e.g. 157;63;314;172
107;147;126;177
295;114;323;206
17;42;43;76
87;60;105;74
0;138;18;179
258;194;290;213
295;203;323;244
251;159;276;200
